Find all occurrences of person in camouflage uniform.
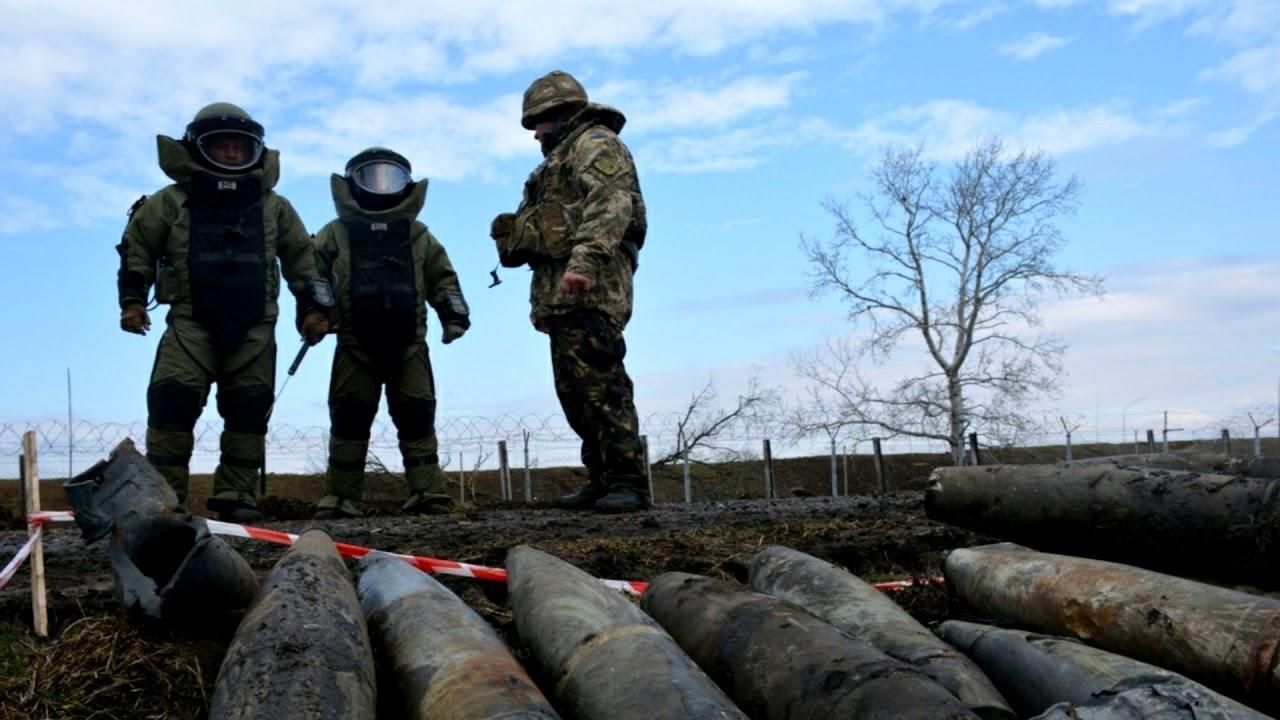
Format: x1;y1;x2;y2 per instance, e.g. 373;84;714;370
491;70;649;513
312;147;470;519
116;102;331;523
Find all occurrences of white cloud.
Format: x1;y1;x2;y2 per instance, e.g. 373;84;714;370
1208;109;1278;147
842;100;1155;159
596;73;807;132
998;31;1073;60
1202;44;1280;95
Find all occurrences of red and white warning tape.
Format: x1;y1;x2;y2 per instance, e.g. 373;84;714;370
0;526;41;591
21;511;942;595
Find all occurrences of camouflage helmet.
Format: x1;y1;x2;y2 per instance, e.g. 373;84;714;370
184;102;265;172
521;71;587;129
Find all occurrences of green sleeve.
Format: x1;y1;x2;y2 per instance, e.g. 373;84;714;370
274;195;317;297
115;192;173;308
564;134;636;279
422;230;470;329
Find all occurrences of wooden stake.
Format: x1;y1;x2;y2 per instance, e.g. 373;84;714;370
22;431;48;638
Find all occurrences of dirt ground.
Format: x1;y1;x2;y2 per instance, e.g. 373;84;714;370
0;489;991;720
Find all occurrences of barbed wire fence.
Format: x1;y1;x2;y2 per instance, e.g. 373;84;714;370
3;406;1278;479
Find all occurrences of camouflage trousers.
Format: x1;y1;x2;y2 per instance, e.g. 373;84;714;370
547;310;646;493
316;340;449;516
145;315;276;508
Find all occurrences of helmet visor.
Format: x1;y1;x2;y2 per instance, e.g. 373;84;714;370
195;129;264;172
349;160;411;195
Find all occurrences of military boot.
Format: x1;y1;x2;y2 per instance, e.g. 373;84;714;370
207;497;263;524
403;492;452;515
594;486;651;514
557;481;609;511
313;495;361;520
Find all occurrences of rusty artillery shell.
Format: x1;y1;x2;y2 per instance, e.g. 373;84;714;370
209;529;376;720
946;543;1280;709
506;545;747;720
940;620;1272;720
643;571;982;720
926;464;1280;587
357;553;559;720
749;545;1013;719
64;439;256;624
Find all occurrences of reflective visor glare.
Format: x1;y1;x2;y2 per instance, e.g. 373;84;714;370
197;131;263;171
352;162;410;194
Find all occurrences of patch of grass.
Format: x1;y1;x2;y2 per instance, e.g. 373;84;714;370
0;622;28;677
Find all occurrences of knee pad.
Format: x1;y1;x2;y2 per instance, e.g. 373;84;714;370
331;397;377;440
147;381;202;433
389;397;435;441
219;385;273;435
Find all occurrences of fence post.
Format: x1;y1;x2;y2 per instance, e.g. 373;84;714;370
22;432;48;638
841;445;849;497
968;432;981;466
681;432;692;504
458;450;466;504
1222;429;1231;456
762;439;774;499
1065;430;1073;465
641;435;654;504
1146;429;1155;453
829;436;838;497
872;437;885;495
522;429;532;503
497;440;511;501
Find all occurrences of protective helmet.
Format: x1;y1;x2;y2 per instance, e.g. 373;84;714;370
184;102;265;173
521;70;587;129
345;147;413;211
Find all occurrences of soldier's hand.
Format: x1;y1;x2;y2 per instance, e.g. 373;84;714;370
442;323;467;345
530;312;549;334
301;311;329;346
120;303;151;335
561;271;594;296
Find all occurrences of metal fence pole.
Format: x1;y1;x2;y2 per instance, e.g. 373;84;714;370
1146;429;1155;453
969;432;981;466
872;437;885;495
829;436;838;497
522;429;532;503
762;439;774;499
841;445;849;497
681;432;692;504
1065;431;1073;465
1222;429;1231;456
497;440;511;500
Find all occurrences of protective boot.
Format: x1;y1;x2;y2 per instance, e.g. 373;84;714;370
557;480;609;511
594;485;651;514
404;463;451;514
313;495;361;520
207;497;263;524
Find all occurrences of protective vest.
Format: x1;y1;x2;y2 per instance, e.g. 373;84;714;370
345;218;417;358
186;173;266;352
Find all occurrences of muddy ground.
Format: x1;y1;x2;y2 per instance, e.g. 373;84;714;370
0;490;992;720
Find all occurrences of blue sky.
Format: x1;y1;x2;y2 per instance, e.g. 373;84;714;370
2;0;1279;465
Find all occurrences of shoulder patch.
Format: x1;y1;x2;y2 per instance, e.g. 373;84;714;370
592;156;620;176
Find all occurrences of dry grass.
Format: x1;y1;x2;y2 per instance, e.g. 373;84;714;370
0;614;224;720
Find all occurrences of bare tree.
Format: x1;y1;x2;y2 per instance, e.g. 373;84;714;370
799;138;1103;464
653;376;779;466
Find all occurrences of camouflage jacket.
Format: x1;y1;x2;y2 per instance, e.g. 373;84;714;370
314;175;469;347
518;103;646;329
115;136;320;329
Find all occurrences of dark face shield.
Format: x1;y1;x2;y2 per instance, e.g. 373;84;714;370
195;129;264;172
349;160;411;195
